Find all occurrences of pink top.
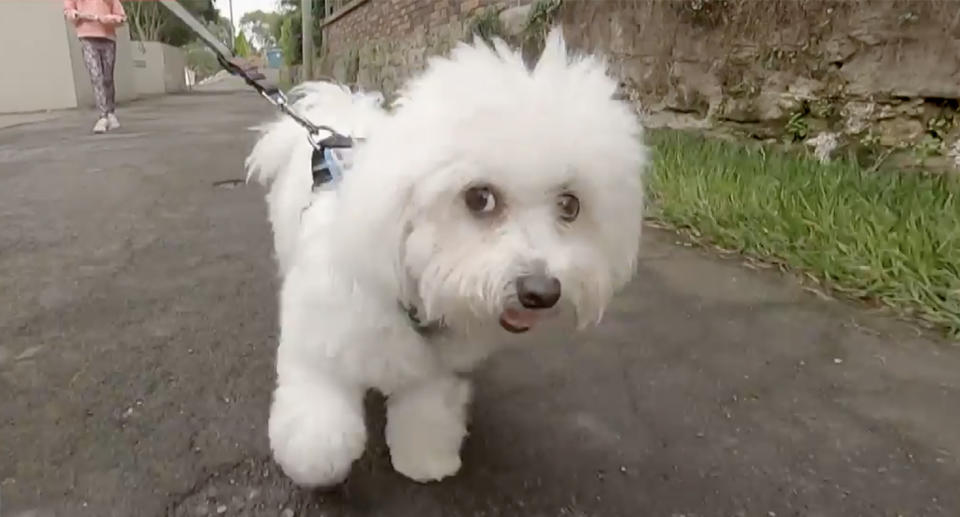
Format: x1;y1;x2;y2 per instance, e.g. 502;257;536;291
63;0;127;40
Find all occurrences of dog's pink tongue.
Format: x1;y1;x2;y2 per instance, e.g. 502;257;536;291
501;308;541;329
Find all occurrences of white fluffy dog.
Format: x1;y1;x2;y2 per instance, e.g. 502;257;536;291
245;30;647;487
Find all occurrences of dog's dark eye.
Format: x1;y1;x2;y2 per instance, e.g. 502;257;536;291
557;193;580;222
465;186;497;215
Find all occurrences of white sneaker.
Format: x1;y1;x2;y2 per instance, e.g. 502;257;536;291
106;113;120;130
93;117;108;134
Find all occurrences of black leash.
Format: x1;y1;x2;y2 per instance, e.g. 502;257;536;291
156;1;443;333
157;0;353;190
215;54;356;191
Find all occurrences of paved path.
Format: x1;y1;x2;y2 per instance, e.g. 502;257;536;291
1;93;958;517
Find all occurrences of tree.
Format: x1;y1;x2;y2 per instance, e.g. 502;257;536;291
240;10;281;49
184;42;220;80
274;0;324;65
123;0;220;46
234;31;254;57
208;16;234;47
279;14;300;65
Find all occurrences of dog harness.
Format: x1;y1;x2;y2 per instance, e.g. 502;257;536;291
311;147;349;190
310;134;355;190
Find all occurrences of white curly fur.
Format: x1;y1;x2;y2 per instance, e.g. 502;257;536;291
246;29;648;487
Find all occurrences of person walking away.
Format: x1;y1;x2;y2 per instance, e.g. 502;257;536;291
63;0;126;134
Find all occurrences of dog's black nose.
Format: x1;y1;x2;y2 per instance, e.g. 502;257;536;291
516;274;562;309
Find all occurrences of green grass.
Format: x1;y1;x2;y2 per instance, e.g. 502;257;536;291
466;7;505;45
647;130;960;337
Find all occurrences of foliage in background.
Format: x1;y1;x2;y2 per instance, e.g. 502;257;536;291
182;15;230;81
183;42;220;80
274;0;325;66
647;130;960;337
279;15;300;66
123;0;219;46
207;16;234;47
466;7;504;46
240;10;281;49
234;31;253;57
784;109;810;142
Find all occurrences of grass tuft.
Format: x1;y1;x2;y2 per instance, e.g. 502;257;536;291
647;130;960;337
466;7;505;46
522;0;563;56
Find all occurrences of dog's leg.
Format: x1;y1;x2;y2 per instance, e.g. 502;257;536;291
268;377;367;487
385;374;472;482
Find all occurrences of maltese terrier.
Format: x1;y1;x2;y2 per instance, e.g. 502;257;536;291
245;29;648;487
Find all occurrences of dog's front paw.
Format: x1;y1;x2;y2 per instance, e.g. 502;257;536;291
385;376;471;483
391;448;462;483
268;383;367;488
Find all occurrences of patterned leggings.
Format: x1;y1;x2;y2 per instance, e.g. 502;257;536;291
79;37;117;116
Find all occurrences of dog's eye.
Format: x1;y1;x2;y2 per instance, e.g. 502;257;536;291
557;193;580;222
464;186;497;215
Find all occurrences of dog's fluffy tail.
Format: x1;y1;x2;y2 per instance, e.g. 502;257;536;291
244;81;387;273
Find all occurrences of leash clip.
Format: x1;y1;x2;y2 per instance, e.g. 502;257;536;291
308;130;355;191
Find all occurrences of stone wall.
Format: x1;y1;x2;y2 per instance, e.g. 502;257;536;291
319;0;960;171
560;0;960;171
319;0;526;93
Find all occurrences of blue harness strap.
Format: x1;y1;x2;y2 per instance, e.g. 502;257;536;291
311;146;351;190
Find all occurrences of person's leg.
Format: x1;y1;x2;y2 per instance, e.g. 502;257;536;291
99;39;117;115
79;38;107;117
98;39;120;129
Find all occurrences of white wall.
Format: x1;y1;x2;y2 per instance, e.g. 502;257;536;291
162;44;187;93
131;41;165;96
132;42;187;96
0;0;143;114
0;1;78;113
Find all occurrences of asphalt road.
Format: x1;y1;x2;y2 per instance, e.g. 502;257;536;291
1;93;958;517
